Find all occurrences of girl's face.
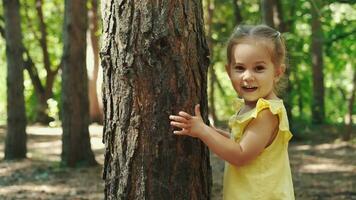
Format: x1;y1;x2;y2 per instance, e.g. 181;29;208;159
227;42;283;106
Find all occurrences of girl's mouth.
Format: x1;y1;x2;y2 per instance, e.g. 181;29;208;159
241;86;258;92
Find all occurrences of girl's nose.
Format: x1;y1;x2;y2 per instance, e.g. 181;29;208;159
242;70;254;81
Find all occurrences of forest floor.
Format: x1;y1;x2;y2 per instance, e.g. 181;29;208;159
0;124;355;200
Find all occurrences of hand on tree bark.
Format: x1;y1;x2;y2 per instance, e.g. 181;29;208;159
169;104;208;138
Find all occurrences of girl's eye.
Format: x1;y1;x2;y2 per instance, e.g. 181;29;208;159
255;65;265;72
233;66;244;72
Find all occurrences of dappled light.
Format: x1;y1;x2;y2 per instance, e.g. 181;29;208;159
0;125;104;199
0;184;73;197
289;141;356;199
300;163;355;173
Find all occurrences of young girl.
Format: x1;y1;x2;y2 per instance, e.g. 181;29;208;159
169;24;295;199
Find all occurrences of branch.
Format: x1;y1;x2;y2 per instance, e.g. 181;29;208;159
0;25;4;38
0;15;4;38
23;49;45;95
326;29;356;47
35;0;51;73
327;0;355;4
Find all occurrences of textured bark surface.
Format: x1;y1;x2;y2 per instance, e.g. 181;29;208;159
311;0;325;124
61;0;97;167
101;0;211;199
3;0;27;159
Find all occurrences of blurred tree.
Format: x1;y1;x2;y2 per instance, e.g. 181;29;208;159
261;0;277;28
61;0;97;167
2;0;27;159
101;0;211;199
87;0;103;124
21;0;62;124
311;0;325;124
273;0;296;124
232;0;243;25
343;71;355;141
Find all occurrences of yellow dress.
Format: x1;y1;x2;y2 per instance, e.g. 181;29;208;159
223;98;295;200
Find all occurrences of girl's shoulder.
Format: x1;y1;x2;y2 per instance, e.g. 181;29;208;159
230;98;289;130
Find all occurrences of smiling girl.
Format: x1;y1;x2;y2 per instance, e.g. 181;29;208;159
169;24;295;200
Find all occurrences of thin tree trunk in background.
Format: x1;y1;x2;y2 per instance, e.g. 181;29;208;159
101;0;211;199
206;0;217;124
35;0;53;117
88;0;103;124
3;0;27;159
296;74;304;120
343;70;355;141
233;0;243;25
311;0;325;124
261;0;276;28
61;0;97;167
275;0;294;125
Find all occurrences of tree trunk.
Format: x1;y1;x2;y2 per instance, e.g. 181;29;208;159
274;0;294;125
61;0;97;167
343;70;355;141
3;0;27;159
233;0;243;25
101;1;211;199
261;0;277;28
87;0;103;124
311;0;325;124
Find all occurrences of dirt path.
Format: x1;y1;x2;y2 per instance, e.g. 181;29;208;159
0;125;355;199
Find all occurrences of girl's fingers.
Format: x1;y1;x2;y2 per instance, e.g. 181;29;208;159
173;129;188;135
194;104;201;118
170;121;190;129
178;111;192;119
169;115;189;123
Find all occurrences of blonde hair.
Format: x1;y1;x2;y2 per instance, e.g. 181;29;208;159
226;24;288;94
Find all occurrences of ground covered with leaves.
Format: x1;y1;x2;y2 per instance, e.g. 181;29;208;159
0;125;355;200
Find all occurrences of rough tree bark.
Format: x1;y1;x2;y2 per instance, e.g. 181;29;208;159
100;0;211;199
311;0;325;124
61;0;97;167
3;0;27;160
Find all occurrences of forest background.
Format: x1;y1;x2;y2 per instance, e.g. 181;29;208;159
0;0;355;134
0;0;355;199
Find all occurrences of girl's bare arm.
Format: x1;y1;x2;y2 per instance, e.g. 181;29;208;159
170;105;278;166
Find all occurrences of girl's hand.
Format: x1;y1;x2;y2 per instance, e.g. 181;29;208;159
169;104;206;138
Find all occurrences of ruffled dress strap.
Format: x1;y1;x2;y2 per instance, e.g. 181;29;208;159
229;98;292;142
